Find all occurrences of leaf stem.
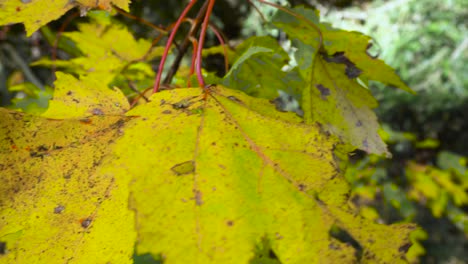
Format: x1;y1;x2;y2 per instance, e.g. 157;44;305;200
163;1;209;85
114;7;168;34
208;23;229;74
153;0;198;93
195;0;216;88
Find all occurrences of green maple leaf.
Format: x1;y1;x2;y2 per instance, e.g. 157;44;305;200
271;6;414;157
0;71;416;263
222;36;302;100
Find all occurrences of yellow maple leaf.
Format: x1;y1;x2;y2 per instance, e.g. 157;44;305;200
0;0;130;36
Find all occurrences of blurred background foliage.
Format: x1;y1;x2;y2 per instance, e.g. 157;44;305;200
0;0;466;263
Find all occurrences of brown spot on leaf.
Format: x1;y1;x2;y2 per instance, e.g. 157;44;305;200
162;110;172;114
80;218;92;228
29;151;44;158
398;243;411;253
322;51;362;79
329;243;340;250
37;145;48;152
194;190;203;206
0;241;6;255
226;220;234;226
345;66;362;79
172;99;191;109
362;139;369;149
54;205;65;214
91;108;104;116
298;184;306;191
275;232;283;240
227;96;242;104
356;120;363;127
171;161;195;176
79;118;92;124
316;84;330;100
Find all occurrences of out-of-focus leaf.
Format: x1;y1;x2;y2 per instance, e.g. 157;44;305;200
437;151;467;175
222;36;303;100
42;72;129;119
271;6;414;156
406;229;428;264
414;138;439;149
0;0;130;36
202;45;236;63
33;18;163;88
7;82;53;114
407;162;468;215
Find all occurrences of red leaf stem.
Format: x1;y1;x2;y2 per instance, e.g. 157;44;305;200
153;0;198;93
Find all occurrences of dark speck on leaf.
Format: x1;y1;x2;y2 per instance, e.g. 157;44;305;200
0;241;6;255
194;190;203;206
298;184;306;191
54;205;65;214
345;66;362;79
172;99;191;109
227;220;234;226
356;120;363;127
399;243;411;253
275;232;283;240
37;145;48;152
66;91;72;96
329;243;340;250
79;118;92;124
227;96;242;104
80;218;92;228
316;84;330;100
91;108;104;116
362;139;369;149
162;110;172;114
322;51;362;79
171;161;195;176
30;151;44;158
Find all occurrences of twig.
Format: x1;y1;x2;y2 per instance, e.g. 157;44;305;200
1;43;44;90
162;1;210;85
